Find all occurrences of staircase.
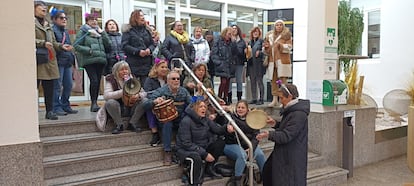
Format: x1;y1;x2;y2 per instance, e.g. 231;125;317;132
40;106;348;185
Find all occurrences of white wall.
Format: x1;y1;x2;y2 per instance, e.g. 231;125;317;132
0;0;40;145
356;0;414;107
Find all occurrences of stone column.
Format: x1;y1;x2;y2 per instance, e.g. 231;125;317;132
408;106;414;172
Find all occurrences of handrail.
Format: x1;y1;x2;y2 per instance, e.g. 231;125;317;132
172;58;254;186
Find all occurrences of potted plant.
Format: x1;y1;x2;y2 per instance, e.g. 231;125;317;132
338;0;364;75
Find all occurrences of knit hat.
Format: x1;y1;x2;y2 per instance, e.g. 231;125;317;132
274;19;285;26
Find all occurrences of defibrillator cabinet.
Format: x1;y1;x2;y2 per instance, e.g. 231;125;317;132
322;80;348;106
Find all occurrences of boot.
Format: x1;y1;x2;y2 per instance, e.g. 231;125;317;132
164;151;172;166
205;163;223;179
45;111;58;120
112;124;123;134
127;123;142;133
268;96;279;107
149;132;161;147
227;92;232;104
256;99;264;105
227;176;242;186
237;91;242;101
90;100;100;112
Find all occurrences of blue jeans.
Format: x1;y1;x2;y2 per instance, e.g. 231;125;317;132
53;65;73;112
233;65;244;92
224;144;266;176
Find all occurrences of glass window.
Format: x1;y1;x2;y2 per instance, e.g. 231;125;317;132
368;10;380;58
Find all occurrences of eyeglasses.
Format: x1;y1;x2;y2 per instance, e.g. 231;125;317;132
170;77;180;81
59;17;68;20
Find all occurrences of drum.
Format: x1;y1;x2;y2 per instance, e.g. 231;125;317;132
246;109;268;129
153;99;178;123
122;78;141;107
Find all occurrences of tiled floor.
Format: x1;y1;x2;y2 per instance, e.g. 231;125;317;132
339;155;414;186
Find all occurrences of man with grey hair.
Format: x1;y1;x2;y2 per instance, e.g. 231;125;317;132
145;70;192;166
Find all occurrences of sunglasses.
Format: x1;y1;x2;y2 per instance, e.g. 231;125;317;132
59;17;68;20
170;77;180;81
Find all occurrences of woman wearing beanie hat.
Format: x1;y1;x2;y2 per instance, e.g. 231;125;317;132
263;19;293;107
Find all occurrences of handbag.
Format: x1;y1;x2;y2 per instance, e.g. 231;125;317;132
96;106;108;132
36;48;49;64
265;61;274;81
277;59;292;78
282;43;292;54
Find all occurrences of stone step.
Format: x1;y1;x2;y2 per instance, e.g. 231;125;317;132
41;131;152;156
154;165;348;186
43;144;163;179
40;120;97;137
307;166;349;186
45;162;182;186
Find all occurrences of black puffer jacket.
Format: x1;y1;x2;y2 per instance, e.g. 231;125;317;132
161;34;195;69
122;25;154;76
225;112;260;151
176;105;226;161
233;38;247;66
211;37;237;78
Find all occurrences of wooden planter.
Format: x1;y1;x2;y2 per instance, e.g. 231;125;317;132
409;105;414;173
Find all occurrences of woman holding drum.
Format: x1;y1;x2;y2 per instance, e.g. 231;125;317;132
224;100;269;185
103;61;147;134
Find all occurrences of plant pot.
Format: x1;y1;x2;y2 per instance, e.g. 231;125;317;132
408;105;414;173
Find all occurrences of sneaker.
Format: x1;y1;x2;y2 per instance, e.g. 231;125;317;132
45;111;58;120
149;133;161;147
64;108;78;114
164;151;172;166
55;111;68;116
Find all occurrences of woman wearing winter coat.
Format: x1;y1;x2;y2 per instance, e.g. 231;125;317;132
74;13;111;112
104;19;126;75
229;25;247;103
191;26;210;65
122;9;155;86
161;21;195;70
263;19;293;107
211;27;238;104
176;101;229;185
247;26;265;105
35;1;71;120
257;83;309;186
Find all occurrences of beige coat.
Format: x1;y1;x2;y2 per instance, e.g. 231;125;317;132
35;18;60;80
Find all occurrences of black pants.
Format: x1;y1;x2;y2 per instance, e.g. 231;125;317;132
184;140;225;185
38;79;55;113
84;63;104;102
262;153;273;186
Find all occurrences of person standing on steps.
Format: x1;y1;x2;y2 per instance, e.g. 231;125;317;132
229;25;247;103
256;83;309;186
51;10;78;116
74;13;111;112
263;19;293;107
246;26;265;105
104;19;126;76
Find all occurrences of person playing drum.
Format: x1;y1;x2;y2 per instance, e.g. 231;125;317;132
103;61;147;134
145;70;192;166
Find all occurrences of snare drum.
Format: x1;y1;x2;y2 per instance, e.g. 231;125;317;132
153;99;178;123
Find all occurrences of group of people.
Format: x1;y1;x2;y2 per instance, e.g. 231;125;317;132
35;0;308;185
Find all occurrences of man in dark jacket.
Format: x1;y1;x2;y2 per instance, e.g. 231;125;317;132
257;83;310;186
122;9;155;86
176;101;228;185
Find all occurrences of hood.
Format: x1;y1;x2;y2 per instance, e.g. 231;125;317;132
280;99;310;116
184;104;207;122
191;37;205;44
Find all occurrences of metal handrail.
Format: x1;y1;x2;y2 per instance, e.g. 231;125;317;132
172;58;254;186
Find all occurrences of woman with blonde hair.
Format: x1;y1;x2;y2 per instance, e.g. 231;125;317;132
263;20;293;107
191;26;210;65
143;58;169;146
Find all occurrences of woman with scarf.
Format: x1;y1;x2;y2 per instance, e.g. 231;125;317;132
74;13;111;112
104;19;126;75
191;26;210;65
228;25;247;103
161;21;195;75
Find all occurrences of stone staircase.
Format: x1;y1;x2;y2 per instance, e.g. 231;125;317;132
40;106;348;185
